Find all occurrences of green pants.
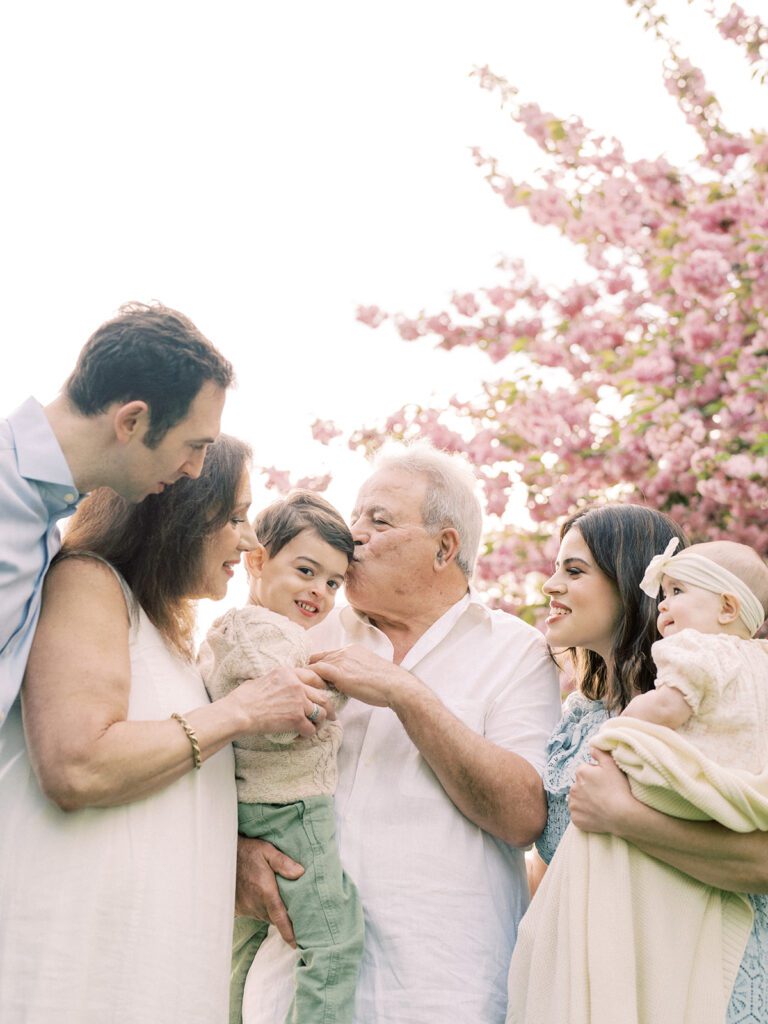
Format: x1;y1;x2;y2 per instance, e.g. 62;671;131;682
231;796;364;1024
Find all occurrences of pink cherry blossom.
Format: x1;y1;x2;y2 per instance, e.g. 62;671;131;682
295;474;331;493
452;292;480;317
310;419;342;444
669;248;733;301
260;467;293;493
355;305;388;328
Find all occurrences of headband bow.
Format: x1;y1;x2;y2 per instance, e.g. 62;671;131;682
639;537;681;599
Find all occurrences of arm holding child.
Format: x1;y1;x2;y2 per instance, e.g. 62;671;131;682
570;750;768;893
580;626;768;892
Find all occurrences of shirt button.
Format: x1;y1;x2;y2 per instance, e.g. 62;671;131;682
64;492;76;503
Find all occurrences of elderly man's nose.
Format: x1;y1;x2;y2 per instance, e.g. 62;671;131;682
350;518;367;543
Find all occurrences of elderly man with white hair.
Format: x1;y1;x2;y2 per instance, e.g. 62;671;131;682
237;441;562;1024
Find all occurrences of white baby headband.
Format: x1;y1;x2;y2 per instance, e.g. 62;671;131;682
640;537;765;637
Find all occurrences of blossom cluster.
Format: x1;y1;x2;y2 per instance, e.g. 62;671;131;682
342;0;768;623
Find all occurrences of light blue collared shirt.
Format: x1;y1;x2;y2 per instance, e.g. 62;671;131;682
0;397;83;728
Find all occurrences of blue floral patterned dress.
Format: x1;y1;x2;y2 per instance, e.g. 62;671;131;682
537;691;768;1024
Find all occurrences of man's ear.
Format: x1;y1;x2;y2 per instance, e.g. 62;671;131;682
434;528;460;570
718;592;741;625
244;545;267;578
113;400;150;443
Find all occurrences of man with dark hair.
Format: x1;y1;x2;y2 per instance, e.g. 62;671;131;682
65;302;234;446
0;301;234;730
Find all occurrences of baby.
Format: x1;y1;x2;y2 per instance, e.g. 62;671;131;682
622;538;768;773
199;490;363;1024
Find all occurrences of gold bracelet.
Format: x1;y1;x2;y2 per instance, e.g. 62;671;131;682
171;712;202;770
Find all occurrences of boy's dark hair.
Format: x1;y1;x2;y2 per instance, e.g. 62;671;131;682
255;490;354;563
65;301;235;446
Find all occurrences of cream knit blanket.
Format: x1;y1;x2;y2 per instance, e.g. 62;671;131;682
507;717;768;1024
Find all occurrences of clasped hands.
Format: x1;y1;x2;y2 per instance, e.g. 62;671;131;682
234;644;411;741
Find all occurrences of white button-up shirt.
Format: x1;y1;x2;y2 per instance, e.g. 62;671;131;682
243;591;561;1024
0;398;82;727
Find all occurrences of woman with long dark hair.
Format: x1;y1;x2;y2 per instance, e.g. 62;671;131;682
523;503;768;1024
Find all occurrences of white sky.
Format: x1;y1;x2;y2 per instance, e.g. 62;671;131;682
1;0;763;627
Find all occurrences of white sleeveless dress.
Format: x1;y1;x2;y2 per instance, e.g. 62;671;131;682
0;562;238;1023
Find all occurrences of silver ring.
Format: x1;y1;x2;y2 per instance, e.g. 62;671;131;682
307;702;321;724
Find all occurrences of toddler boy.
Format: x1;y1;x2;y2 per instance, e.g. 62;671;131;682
200;491;363;1024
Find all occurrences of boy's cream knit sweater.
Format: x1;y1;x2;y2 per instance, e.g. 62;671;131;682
199;605;346;804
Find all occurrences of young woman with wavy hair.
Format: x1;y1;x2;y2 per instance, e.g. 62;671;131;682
526;503;768;1024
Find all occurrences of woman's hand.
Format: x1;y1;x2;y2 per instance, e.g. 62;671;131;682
568;747;636;834
227;665;336;739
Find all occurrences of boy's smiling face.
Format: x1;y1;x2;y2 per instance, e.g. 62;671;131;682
246;528;349;629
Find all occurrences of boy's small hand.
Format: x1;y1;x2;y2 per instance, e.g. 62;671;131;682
236;836;304;947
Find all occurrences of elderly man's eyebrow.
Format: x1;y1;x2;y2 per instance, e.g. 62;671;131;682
351;502;391;521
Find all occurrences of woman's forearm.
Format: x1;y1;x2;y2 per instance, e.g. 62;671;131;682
569;749;768;894
613;798;768;893
30;702;242;810
26;670;328;811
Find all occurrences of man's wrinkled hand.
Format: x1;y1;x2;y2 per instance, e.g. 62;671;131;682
236;836;304;947
310;644;416;708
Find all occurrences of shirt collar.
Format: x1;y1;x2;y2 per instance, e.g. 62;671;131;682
7;397;79;490
340;586;492;669
341;585;493;629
